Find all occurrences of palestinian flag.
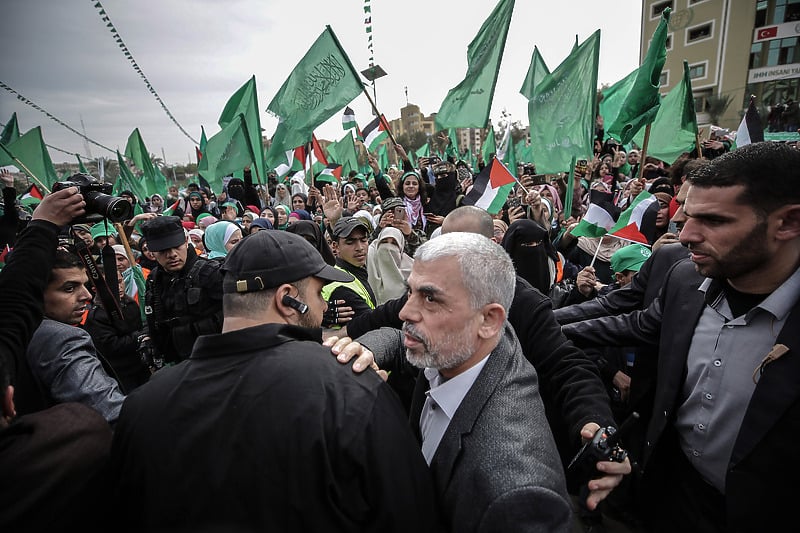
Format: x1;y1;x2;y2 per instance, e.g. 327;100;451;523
462;158;516;215
342;106;358;130
162;198;181;216
735;97;764;148
609;190;659;244
570;190;619;238
293;135;328;180
19;184;44;207
362;115;389;152
316;163;343;184
0;244;10;268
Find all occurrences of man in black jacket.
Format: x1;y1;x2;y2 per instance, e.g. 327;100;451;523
140;216;223;367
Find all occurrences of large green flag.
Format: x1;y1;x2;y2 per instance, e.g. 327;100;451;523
1;127;58;189
0;112;21;166
115;150;149;202
529;30;600;173
481;126;497;163
607;8;671;144
218;76;266;184
519;46;550;101
598;69;637;141
198;114;256;194
124;129;167;199
267;26;364;159
632;61;698;165
435;0;515;129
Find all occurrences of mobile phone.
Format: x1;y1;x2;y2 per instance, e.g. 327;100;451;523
394;206;406;220
668;220;678;234
507;197;522;209
576;159;588;174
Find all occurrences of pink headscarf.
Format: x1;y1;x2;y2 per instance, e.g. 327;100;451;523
537;184;563;214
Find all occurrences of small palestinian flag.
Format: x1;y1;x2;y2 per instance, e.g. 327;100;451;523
735;96;764;148
609;191;659;245
316;163;343;184
342;106;358;131
19;184;44;207
570;190;620;238
162;198;182;216
462;158;516;215
362;115;389;152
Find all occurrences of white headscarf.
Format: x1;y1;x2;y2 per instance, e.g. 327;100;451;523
367;226;414;305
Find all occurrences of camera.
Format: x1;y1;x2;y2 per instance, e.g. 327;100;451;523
53;173;133;224
137;335;163;373
522;163;536;176
432;162;451;176
567;412;639;485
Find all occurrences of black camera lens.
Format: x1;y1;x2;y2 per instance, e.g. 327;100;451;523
84;191;133;222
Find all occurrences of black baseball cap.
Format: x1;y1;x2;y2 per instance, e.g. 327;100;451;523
140;216;186;252
332;217;370;239
221;231;352;294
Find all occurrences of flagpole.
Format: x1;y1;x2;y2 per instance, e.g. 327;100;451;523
589;239;603;269
360;87;398;147
0;142;51;193
635;123;653;180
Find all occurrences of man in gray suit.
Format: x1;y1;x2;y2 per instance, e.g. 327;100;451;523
359;232;572;532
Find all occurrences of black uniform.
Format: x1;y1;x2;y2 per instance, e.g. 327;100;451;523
110;323;441;532
144;249;223;364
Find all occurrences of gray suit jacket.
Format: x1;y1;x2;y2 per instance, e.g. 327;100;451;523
22;318;125;423
360;324;572;533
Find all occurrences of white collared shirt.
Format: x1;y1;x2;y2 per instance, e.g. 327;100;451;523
419;355;490;464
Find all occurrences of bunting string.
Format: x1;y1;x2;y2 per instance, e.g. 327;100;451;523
91;0;198;145
364;0;374;65
0;81;116;154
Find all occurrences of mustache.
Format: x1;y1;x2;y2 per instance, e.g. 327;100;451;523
402;322;429;348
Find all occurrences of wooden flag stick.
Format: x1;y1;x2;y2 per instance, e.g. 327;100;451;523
635;123;653;179
361;86;398;148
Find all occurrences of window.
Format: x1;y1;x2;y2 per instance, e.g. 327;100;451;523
694;94;710;114
651;1;673;19
756;1;767;27
766;37;800;66
659;70;669;87
688;63;707;79
687;22;713;44
750;42;764;69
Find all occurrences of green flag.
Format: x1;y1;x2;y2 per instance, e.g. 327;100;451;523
563;156;576;220
515;139;534;164
414;142;430;162
124;129;167;199
267;26;364;159
607;8;671;144
327;130;359;175
0;113;21;166
631;61;698;165
529;30;600;173
500;131;517;178
481;126;497;163
218;76;266;184
76;154;89;174
519;46;550;101
2;127;58;189
435;0;515;129
198;114;256;194
199;126;208;154
445;128;460;161
377;143;390;173
115;150;149;202
598;69;638;141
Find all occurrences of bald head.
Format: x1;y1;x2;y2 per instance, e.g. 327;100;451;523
441;206;494;239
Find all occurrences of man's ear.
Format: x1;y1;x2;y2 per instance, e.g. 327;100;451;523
615;271;626;285
275;284;297;320
773;204;800;241
477;303;506;340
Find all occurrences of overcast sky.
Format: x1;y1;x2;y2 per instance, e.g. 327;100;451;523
1;0;643;165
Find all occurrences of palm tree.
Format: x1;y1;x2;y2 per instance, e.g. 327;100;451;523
706;93;733;125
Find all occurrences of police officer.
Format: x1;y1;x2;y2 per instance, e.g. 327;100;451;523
140;216;223;367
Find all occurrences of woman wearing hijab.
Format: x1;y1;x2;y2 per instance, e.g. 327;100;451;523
260;206;278;227
501;220;561;295
149;194;165;215
366;226;413;305
203;221;242;261
285;220;336;266
274;205;291;230
249;218;273;233
272;183;292;210
184;191;209;222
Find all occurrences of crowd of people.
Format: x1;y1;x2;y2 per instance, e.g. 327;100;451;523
1;128;799;532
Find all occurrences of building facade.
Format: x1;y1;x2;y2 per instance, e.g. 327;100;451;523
644;0;800;132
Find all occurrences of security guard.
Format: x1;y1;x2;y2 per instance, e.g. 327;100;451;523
140;216;223;367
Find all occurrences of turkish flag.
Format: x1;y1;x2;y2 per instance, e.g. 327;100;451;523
757;26;778;40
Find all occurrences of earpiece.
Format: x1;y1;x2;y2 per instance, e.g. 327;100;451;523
282;294;309;314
